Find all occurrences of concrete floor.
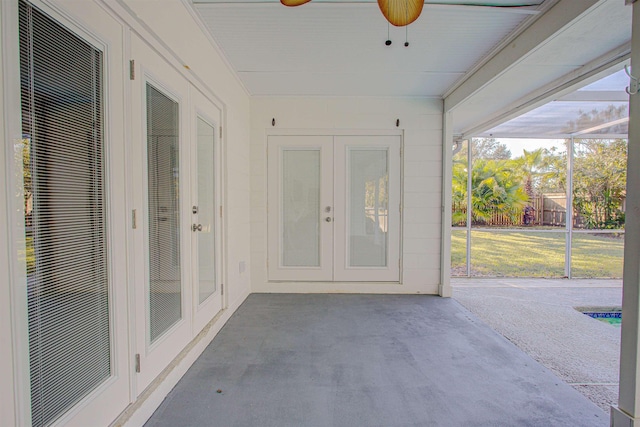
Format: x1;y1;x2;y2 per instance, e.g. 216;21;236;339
145;294;607;427
453;278;622;413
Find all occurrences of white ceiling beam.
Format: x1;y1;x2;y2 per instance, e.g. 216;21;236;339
571;117;629;136
557;90;629;102
444;0;608;113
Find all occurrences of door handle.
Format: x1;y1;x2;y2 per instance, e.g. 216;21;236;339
325;217;332;223
192;223;203;232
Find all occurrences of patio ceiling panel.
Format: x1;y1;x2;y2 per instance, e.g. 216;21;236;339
192;1;542;97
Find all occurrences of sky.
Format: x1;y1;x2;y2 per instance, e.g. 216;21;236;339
495;138;565;159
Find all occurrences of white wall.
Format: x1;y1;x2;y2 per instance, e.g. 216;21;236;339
250;97;444;295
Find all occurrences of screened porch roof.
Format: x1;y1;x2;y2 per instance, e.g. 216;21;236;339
477;68;631;139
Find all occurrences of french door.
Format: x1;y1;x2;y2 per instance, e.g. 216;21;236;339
190;87;224;334
131;33;192;391
267;135;401;282
131;35;223;391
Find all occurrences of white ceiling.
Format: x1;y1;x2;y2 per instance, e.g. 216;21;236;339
192;0;544;96
190;0;632;135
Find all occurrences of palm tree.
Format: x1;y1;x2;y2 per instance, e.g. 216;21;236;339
470;159;528;225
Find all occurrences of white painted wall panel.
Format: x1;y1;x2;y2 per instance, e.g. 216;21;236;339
250;97;443;294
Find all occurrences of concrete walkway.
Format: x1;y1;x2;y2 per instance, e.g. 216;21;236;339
453;278;622;413
146;294;607;427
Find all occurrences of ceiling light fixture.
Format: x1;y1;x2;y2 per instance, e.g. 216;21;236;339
378;0;423;27
281;0;312;5
280;0;423;28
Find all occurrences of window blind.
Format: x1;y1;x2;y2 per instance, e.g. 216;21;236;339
146;84;182;343
19;2;110;426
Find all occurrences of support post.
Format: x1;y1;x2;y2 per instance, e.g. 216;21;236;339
466;138;472;277
613;1;640;425
440;112;453;297
565;136;574;278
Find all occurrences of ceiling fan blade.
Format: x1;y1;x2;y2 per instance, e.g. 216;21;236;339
378;0;424;27
281;0;312;6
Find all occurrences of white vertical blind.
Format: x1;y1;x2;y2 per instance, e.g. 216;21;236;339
19;2;110;426
146;84;182;343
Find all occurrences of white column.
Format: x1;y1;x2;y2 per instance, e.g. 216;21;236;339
565;137;574;278
440;111;453;297
612;2;640;426
466;138;472;277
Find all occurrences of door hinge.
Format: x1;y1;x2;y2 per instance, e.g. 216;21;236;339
129;60;135;80
219;126;222;139
220;205;223;218
132;209;137;229
135;353;141;373
400;146;403;157
221;283;224;295
399;204;402;213
399;259;401;268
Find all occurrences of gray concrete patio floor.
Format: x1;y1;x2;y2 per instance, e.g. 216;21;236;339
145;293;607;427
453;278;622;413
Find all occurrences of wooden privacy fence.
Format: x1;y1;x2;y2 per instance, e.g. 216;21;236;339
452;193;568;227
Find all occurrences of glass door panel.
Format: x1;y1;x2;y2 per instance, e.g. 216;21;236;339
147;83;182;343
197;117;216;304
282;149;321;267
348;149;389;267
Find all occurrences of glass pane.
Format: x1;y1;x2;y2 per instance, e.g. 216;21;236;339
572;233;624;278
197;118;216;304
452;140;468;227
348;149;388;267
469;138;566;229
147;84;181;343
282;149;320;267
19;2;110;425
572;138;626;230
470;231;565;277
451;229;467;276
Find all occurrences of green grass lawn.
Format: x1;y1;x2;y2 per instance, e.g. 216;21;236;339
451;229;624;278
